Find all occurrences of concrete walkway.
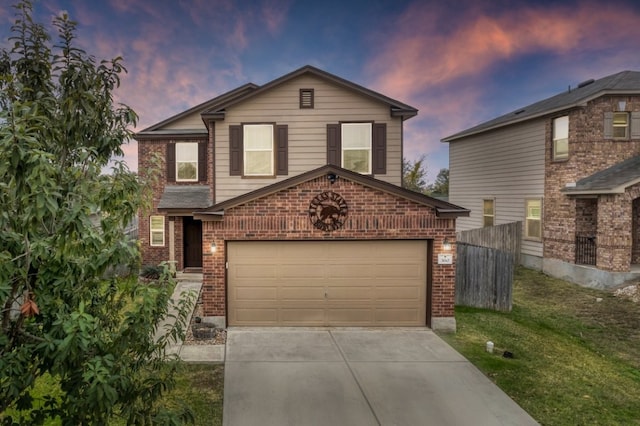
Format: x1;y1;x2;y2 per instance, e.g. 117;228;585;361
156;274;225;363
223;329;539;426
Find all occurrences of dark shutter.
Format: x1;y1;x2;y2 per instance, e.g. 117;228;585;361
326;124;341;166
198;141;207;182
631;112;640;139
604;111;613;139
372;122;387;175
166;143;176;182
229;125;243;176
276;125;288;175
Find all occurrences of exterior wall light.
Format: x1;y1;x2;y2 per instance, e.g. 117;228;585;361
442;238;452;251
327;172;338;184
210;242;217;253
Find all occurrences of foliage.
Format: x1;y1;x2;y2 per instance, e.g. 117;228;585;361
0;2;194;424
427;168;449;196
402;156;428;193
141;265;165;280
439;267;640;425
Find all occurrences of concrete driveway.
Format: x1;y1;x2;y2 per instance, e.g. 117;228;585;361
223;328;538;426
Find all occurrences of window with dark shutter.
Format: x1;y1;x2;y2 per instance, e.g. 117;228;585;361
300;89;314;109
372;123;387;174
166;143;176;182
326;124;341;166
198;142;207;182
276;125;288;175
229;125;243;176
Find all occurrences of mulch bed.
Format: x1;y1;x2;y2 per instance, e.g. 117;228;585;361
183;293;226;346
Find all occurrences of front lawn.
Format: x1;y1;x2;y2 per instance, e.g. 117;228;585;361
439;267;640;425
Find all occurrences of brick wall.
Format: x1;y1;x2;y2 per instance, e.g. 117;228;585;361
137;136;210;268
544;96;640;271
633;197;640;264
201;176;457;322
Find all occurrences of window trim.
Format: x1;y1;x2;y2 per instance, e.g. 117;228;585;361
483;199;495;227
524;198;543;241
243;123;275;177
341;122;373;175
612;112;629;139
175;142;199;182
150;215;165;247
552;116;569;161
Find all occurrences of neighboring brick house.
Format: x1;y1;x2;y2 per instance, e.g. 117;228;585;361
135;65;469;331
444;70;640;288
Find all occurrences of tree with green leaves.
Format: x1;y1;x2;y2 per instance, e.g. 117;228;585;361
0;2;193;424
428;168;449;197
402;155;429;193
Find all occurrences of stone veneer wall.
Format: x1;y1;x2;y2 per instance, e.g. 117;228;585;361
201;176;457;323
634;197;640;265
544;96;640;272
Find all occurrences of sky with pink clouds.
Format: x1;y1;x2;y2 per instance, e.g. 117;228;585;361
3;0;640;182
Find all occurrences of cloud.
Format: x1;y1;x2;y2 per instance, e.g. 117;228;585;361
365;0;640;174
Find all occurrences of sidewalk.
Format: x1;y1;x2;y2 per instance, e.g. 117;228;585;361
157;273;225;363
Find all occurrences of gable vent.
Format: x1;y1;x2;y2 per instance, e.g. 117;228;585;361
300;88;314;109
577;79;595;88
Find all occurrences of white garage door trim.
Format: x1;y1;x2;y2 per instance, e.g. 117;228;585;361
227;240;430;326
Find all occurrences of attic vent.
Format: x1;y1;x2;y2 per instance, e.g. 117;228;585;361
514;109;525;115
577;79;595;88
300;88;314;109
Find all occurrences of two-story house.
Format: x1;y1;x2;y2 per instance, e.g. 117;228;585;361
444;70;640;288
135;66;469;331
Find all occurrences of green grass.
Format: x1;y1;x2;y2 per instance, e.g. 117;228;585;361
438;267;640;425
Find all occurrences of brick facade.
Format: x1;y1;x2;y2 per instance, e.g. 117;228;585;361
200;175;457;324
137;137;210;269
544;96;640;272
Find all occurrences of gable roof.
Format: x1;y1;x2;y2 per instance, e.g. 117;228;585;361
562;155;640;195
201;65;418;121
443;70;640;142
135;83;258;138
194;164;468;220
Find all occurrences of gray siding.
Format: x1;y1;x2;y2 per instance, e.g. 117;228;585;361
214;74;402;202
449;119;545;258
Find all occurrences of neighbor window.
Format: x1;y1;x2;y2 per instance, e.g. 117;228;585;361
483;199;494;227
243;124;274;176
176;142;198;181
525;199;542;240
150;215;165;247
613;112;629;139
342;123;372;174
552;116;568;160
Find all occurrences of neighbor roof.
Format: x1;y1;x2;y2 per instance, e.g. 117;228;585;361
194;164;469;220
562;155;640;195
158;186;211;210
443;70;640;142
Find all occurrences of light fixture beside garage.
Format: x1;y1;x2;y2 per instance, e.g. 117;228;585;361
442;238;452;251
210;242;217;253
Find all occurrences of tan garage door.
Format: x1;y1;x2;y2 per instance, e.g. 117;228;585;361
227;240;428;326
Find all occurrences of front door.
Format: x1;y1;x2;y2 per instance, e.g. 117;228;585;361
183;217;202;268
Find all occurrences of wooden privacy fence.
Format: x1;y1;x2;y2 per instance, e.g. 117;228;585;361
455;243;514;312
457;221;521;266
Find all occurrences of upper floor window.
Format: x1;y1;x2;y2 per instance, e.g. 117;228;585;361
175;142;199;181
244;124;274;176
525;199;542;240
552;116;568;160
483;199;494;227
612;112;629;139
341;123;372;174
149;215;165;246
167;141;207;183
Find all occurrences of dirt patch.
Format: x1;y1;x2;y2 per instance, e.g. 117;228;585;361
614;283;640;303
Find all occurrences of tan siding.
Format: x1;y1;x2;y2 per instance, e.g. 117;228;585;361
449;119;545;257
159;111;206;130
215;75;402;202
